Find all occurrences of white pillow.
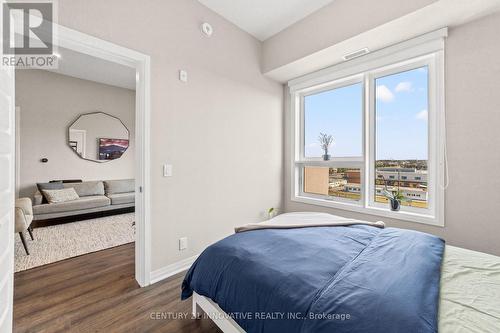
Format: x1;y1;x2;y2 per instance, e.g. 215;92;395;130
42;188;80;204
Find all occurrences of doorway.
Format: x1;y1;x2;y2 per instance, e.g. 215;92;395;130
0;21;152;332
51;23;150;286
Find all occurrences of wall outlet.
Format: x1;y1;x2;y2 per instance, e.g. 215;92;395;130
179;237;188;251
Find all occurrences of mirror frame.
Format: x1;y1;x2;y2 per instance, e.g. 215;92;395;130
68;111;130;163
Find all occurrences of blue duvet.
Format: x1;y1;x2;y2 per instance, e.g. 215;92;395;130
182;224;444;333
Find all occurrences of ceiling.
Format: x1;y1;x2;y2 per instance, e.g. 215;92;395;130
198;0;335;41
45;47;136;90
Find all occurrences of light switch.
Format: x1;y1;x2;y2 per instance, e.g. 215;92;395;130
179;70;188;82
163;164;173;177
179;237;188;250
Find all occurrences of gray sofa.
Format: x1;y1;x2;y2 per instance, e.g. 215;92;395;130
33;179;135;221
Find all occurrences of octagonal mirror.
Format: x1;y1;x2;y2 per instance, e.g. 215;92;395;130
68;111;130;162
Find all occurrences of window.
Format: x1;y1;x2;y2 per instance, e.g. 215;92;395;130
290;37;445;226
304;83;363;158
375;67;429;210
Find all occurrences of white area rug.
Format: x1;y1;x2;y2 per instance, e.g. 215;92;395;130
15;213;135;272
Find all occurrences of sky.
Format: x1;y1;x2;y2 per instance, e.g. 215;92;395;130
304;66;429;160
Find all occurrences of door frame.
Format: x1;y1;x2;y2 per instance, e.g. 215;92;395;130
15;107;20;199
68;129;87;159
50;24;152;286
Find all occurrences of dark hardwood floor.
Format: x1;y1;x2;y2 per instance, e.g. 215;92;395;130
14;243;221;333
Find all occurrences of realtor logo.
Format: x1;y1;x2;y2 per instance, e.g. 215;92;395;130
2;1;57;68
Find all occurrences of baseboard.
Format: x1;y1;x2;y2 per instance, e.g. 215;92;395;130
150;254;199;285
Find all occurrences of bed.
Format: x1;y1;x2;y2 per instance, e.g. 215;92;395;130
182;212;500;333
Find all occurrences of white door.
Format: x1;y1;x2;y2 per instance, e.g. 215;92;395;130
0;4;16;332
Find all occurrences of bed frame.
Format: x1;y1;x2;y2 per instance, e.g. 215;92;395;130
192;292;245;333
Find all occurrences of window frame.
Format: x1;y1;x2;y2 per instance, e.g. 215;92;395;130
289;37;445;227
300;75;365;162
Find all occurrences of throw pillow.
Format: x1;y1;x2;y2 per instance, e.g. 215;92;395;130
37;181;64;204
42;188;80;204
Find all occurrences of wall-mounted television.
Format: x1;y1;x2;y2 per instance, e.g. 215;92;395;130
98;138;129;160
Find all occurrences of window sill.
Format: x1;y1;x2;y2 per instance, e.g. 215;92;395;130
291;195;444;227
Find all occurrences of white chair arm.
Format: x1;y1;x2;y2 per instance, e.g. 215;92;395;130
15;198;33;233
16;197;33;216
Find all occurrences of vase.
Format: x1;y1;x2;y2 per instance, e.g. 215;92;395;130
322;154;330;161
390;198;401;211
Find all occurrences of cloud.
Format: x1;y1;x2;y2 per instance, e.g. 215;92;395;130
395;81;412;92
416;109;428;121
376;85;394;103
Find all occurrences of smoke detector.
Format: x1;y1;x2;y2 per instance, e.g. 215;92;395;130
201;22;213;37
343;48;370;61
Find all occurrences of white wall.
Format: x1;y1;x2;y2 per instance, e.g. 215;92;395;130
16;70;136;198
281;12;500;256
54;0;283;271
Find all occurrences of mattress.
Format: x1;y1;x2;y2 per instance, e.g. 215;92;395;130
183;212;445;332
439;245;500;332
183;212;500;332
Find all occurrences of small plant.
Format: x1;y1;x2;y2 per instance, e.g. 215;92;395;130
383;189;405;211
267;207;276;219
318;133;334;161
381;175;406;211
383;189;405;201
